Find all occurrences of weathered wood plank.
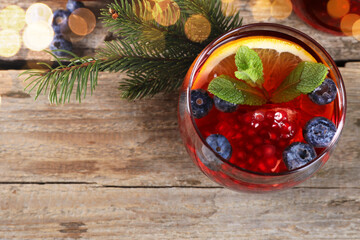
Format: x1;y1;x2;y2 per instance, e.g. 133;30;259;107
0;185;359;239
0;66;359;187
0;0;360;62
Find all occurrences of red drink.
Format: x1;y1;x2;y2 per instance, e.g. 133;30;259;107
178;24;346;192
291;0;360;35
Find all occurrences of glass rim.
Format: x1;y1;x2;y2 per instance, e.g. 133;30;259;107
186;23;347;177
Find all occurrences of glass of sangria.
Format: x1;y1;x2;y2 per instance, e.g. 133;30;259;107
178;23;346;192
291;0;360;35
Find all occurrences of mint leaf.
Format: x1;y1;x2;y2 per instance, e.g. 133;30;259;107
234;46;264;86
271;62;328;103
208;75;266;106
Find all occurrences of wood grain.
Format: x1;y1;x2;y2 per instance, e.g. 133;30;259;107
0;185;359;239
1;0;360;62
0;65;359;188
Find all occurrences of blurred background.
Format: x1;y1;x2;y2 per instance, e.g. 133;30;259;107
0;0;359;70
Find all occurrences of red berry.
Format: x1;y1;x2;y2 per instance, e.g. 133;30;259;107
274;110;287;121
254;111;265;121
243;114;252;124
245;143;254;151
268;131;278;141
262;144;276;157
266;111;275;120
278;140;288;148
280;133;291;139
253;137;263;145
237;151;246;160
246;129;256;137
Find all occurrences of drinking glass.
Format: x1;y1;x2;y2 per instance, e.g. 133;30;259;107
178;23;346;193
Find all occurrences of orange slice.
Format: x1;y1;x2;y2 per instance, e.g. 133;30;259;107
193;36;317;91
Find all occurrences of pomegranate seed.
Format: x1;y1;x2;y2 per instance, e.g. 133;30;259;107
253;137;263;145
254;148;263;157
266;111;275;120
259;129;268;137
262;144;276;157
274;110;288;121
254;111;265;121
274;112;283;121
243;114;252;124
268;131;278;141
280;133;290;139
247;129;256;137
245;143;254;151
237;151;246;159
278;140;288;148
264;139;272;144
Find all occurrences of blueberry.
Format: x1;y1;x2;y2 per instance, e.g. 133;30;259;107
50;35;73;57
283;142;317;170
308;78;337;105
52;10;70;34
303;117;337;148
191;89;213;119
66;0;85;12
206;134;232;160
214;95;238;113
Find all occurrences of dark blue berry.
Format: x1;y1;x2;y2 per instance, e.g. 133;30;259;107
283;142;317;170
214;95;238;113
52;10;70;34
206;134;232;160
50;35;73;57
191;89;213;119
66;0;85;12
303;117;337;148
308;78;337;105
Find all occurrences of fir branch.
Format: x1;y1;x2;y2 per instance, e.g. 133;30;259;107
21;0;243;103
96;39;194;99
21;51;100;104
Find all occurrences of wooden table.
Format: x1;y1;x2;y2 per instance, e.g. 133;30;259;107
0;0;359;239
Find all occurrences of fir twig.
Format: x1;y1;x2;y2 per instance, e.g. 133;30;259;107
20;50;100;104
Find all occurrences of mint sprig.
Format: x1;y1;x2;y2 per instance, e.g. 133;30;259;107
234;46;264;87
271;62;328;103
208;75;266;106
207;45;329;107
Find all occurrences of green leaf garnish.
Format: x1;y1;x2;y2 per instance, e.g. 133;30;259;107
234;46;264;87
208;75;266;106
271;61;328;103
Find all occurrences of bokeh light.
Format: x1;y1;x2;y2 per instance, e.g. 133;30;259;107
251;0;272;21
153;0;180;27
0;29;21;57
0;5;26;31
185;14;211;43
134;0;154;21
23;21;54;51
340;13;360;36
352;19;360;41
221;0;239;17
68;8;96;36
327;0;350;19
271;0;292;20
25;3;53;25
